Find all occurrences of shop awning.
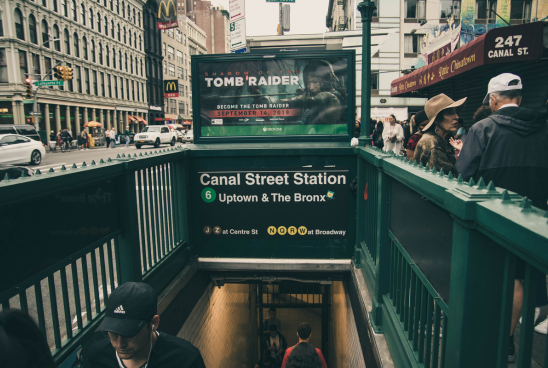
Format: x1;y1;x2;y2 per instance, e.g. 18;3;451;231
128;115;138;124
391;22;545;96
182;121;192;125
136;116;147;124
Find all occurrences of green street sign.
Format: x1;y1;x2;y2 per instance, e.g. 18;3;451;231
34;80;64;86
266;0;295;2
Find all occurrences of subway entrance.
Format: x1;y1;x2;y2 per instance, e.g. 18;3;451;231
159;268;377;368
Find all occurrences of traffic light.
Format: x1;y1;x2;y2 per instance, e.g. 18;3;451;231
25;78;33;99
64;67;73;80
54;66;64;80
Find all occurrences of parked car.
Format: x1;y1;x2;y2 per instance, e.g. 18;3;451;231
174;130;185;143
0;164;34;181
133;126;176;149
0;124;41;142
0;134;45;165
183;130;194;143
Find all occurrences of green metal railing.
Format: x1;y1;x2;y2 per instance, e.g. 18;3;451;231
0;147;191;364
355;146;548;368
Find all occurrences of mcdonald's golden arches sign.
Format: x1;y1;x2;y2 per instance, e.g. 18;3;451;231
157;0;178;30
164;80;179;97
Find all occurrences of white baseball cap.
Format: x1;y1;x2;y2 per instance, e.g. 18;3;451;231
482;73;522;104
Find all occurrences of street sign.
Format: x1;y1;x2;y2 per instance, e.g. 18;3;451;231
232;47;247;53
30;111;42;116
229;0;245;22
266;0;295;2
230;18;246;51
34;80;64;86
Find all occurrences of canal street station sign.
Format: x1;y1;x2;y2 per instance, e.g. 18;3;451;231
197;168;349;239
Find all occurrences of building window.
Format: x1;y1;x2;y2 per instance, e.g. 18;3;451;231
176;29;182;43
511;0;532;22
92;70;97;95
106;73;111;97
40;21;48;46
53;25;60;51
177;66;183;79
73;32;79;57
114;75;118;98
91;40;96;62
122;1;125;17
44;57;52;80
53;0;58;12
140;59;143;77
104;16;108;35
404;34;423;55
89;9;93;28
83;36;88;59
98;43;103;64
29;15;38;44
109;0;113;11
31;53;40;79
119;50;122;70
405;0;426;19
168;63;175;77
125;53;128;71
163;61;167;74
179;101;184;114
440;0;461;18
81;4;86;25
112;47;116;68
163;42;166;55
116;0;119;13
183;34;186;45
134;32;137;48
75;65;81;92
132;80;135;100
97;12;101;32
129;32;131;46
84;67;90;93
170;99;176;114
123;27;126;43
111;20;114;39
42;0;47;7
72;0;77;21
100;72;105;96
130;57;133;74
138;12;141;27
14;9;25;40
167;28;173;38
117;24;121;41
132;8;135;24
106;47;109;67
177;50;183;63
476;0;497;21
168;46;174;60
19;50;28;83
64;29;70;54
60;0;68;16
139;36;142;51
126;79;129;100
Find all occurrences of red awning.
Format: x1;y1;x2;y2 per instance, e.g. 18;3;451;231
182;121;192;125
154;118;164;121
391;22;545;96
128;115;138;124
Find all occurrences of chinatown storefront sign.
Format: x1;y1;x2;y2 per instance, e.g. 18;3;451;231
391;22;545;96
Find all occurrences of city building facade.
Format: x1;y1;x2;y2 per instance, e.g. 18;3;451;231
0;0;149;142
161;15;206;128
177;0;229;55
143;0;164;125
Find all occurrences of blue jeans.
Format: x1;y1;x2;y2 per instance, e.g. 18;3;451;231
125;136;130;147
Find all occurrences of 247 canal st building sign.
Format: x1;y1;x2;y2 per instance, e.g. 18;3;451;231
391;22;545;96
197;168;349;239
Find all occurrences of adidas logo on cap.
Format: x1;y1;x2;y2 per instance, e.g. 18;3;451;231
114;305;126;314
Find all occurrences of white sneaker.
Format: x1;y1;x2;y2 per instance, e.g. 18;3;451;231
535;316;548;334
520;307;540;325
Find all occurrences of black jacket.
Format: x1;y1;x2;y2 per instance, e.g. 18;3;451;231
455;105;548;210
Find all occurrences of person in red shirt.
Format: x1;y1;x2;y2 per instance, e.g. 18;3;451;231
281;323;327;368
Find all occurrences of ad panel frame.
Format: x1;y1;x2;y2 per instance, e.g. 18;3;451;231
191;50;356;144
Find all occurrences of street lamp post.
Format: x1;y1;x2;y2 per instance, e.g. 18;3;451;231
357;1;376;146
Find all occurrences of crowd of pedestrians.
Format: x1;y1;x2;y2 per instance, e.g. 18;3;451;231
370;72;548;363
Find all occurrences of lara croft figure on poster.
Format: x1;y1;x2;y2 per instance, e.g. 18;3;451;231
283;60;347;125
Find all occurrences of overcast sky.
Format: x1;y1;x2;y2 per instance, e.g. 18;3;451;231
210;0;330;36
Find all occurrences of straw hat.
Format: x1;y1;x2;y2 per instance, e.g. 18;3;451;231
422;94;467;132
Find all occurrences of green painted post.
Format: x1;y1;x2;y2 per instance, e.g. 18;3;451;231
444;221;508;367
117;165;143;283
357;1;376;146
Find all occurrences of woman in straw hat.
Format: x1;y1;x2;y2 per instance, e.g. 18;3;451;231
413;94;466;175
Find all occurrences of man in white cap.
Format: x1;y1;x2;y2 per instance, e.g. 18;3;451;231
455;73;548;362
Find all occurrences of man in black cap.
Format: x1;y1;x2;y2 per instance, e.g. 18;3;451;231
85;282;206;368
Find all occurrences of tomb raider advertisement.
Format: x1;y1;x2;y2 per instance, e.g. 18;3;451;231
197;55;352;137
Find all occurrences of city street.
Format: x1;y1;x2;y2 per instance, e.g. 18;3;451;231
25;142;189;172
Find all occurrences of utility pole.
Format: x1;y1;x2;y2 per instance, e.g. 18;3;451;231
279;2;283;35
357;1;376;146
